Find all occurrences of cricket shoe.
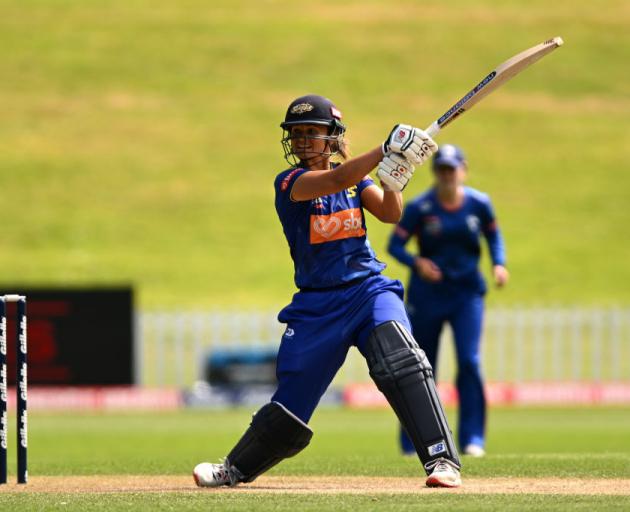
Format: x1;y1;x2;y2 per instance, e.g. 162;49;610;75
193;461;240;488
425;458;462;488
463;444;486;457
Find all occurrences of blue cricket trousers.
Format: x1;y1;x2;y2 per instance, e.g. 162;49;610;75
271;274;411;423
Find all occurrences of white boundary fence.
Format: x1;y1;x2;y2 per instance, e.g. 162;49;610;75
135;308;630;388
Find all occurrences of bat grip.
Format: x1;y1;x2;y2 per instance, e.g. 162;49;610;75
425;121;440;138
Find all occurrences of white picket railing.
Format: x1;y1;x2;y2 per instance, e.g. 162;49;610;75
134;308;630;388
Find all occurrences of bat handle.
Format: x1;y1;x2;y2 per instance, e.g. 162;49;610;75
425;121;440;138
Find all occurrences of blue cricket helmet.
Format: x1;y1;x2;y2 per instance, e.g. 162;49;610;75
280;94;345;133
280;94;346;166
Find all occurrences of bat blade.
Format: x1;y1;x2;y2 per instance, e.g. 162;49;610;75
425;37;564;137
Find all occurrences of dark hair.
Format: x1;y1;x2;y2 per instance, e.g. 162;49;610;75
331;136;350;161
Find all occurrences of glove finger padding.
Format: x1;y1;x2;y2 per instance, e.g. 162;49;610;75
377;170;401;192
377;153;415;192
383;124;438;166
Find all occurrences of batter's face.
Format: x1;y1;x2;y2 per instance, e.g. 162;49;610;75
290;124;329;165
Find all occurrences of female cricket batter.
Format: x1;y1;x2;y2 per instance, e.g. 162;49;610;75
388;144;508;457
193;94;462;488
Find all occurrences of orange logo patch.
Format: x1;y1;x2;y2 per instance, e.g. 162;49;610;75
310;208;365;244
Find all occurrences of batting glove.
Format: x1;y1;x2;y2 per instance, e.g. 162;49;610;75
382;124;438;166
377;153;415;192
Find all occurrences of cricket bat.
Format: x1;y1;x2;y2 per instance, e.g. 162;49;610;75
425;37;564;137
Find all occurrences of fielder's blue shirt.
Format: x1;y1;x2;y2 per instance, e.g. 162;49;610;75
388;186;506;294
274;167;385;289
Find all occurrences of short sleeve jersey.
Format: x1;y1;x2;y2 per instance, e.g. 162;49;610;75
274;167;386;289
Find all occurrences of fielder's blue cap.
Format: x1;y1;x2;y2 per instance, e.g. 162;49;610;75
433;144;466;169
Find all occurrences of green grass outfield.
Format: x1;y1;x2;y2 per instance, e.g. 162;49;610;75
1;0;629;308
1;407;629;510
2;493;628;512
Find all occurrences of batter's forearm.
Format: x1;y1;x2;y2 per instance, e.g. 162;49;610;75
330;147;383;189
379;190;403;223
291;147;383;201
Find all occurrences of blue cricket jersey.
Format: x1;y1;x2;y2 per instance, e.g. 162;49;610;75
388;186;506;294
274;166;386;289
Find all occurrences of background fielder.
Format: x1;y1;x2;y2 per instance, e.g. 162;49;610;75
388;144;508;456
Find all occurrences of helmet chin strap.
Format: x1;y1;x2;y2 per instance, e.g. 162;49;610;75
299;153;329;170
299;140;335;169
